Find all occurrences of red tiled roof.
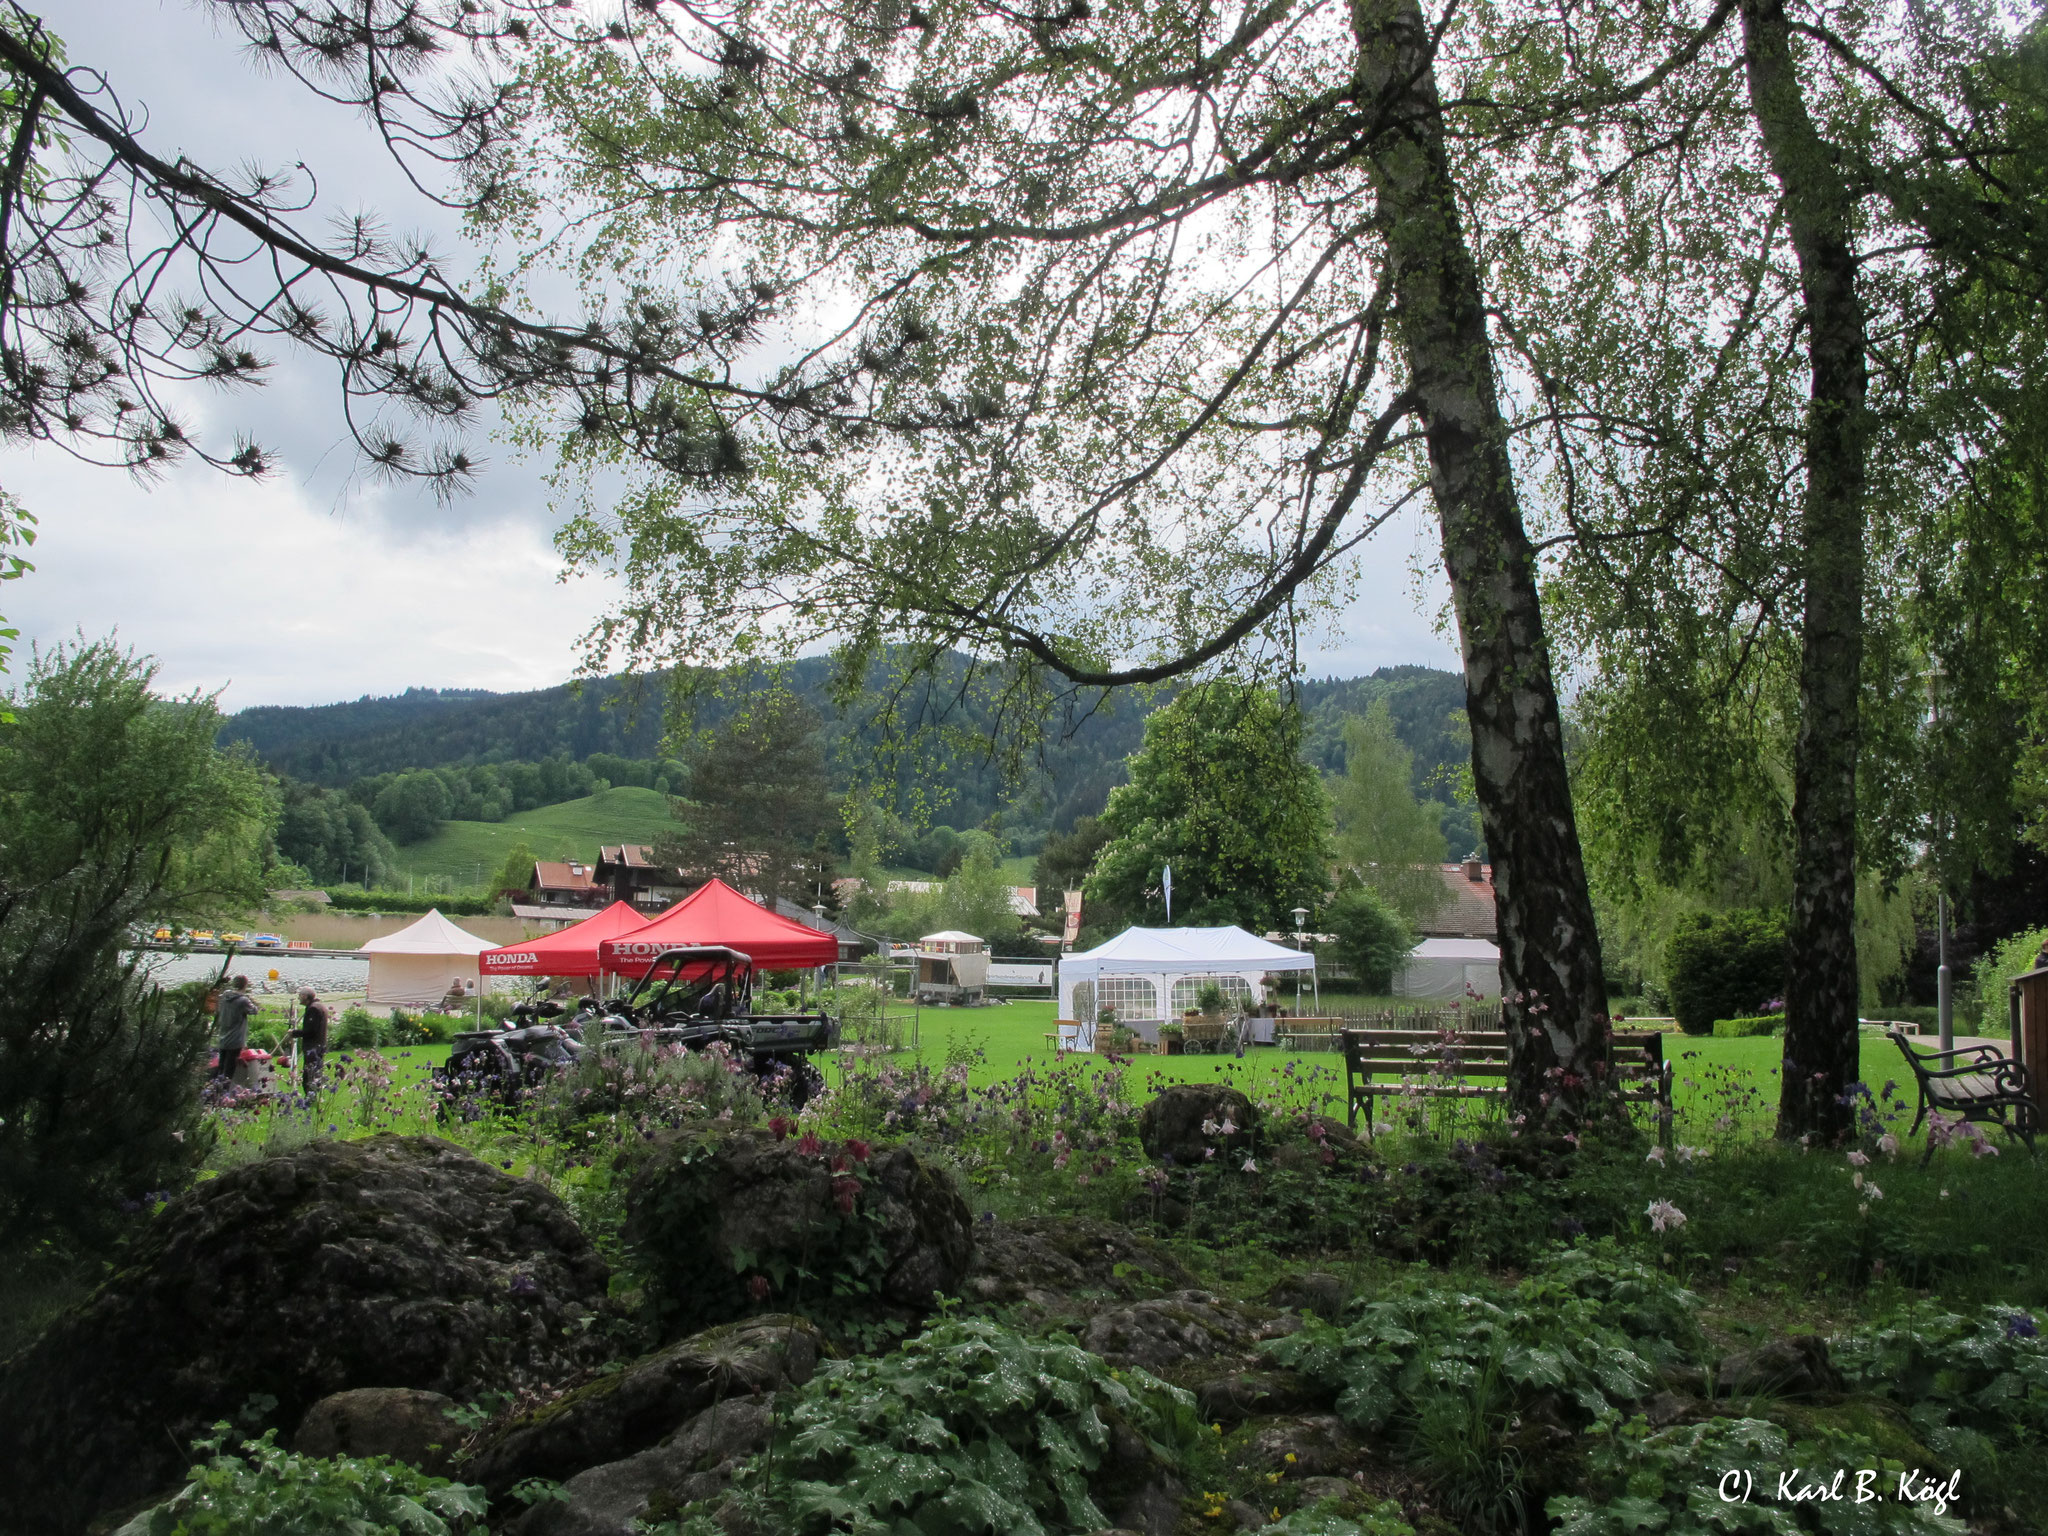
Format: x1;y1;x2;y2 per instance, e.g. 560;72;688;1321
532;860;598;894
1419;862;1497;939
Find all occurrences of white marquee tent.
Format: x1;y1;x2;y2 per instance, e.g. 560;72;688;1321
1393;937;1503;1001
359;909;494;1009
1058;926;1315;1048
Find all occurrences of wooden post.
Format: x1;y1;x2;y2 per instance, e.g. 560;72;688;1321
2014;968;2048;1119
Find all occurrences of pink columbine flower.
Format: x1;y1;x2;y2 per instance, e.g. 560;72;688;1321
1241;1156;1258;1173
1877;1133;1899;1159
1645;1145;1666;1165
1201;1118;1221;1136
1645;1199;1687;1233
1846;1150;1870;1167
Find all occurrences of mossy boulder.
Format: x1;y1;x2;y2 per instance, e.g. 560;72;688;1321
0;1135;608;1536
624;1131;973;1339
1138;1084;1259;1166
465;1314;821;1495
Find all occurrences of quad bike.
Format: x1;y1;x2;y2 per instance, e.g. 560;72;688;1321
433;947;837;1113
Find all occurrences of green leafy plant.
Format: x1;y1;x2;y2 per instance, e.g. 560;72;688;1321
651;1316;1198;1536
334;1006;384;1049
1547;1413;1966;1536
113;1426;487;1535
1712;1015;1784;1038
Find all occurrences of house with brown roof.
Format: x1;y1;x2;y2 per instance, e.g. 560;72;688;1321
527;858;605;912
1419;855;1498;940
597;844;690;910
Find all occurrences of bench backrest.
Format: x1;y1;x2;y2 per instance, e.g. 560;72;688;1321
1342;1028;1667;1081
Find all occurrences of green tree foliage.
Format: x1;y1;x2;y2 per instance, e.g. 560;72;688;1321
274;780;396;886
1329;701;1451;928
660;693;837;910
491;841;537;897
1086;684;1332;934
1034;815;1112;897
0;486;33;706
0;640;272;1250
1324;884;1414;994
1663;910;1789;1037
370;770;453;845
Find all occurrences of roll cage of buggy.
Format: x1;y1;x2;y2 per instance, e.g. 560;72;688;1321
436;945;837;1110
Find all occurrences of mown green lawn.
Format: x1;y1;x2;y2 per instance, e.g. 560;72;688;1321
394;786;677;884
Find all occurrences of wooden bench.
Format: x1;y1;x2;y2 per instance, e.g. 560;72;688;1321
1886;1030;2038;1164
1342;1028;1673;1139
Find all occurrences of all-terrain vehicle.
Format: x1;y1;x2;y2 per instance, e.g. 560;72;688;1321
434;946;837;1112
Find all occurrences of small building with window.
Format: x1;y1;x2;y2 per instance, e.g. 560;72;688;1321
528;859;605;912
1057;925;1316;1049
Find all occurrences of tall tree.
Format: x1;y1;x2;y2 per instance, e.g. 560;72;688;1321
1086;683;1333;935
1329;699;1450;927
661;692;836;910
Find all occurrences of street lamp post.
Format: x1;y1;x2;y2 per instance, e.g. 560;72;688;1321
1292;907;1309;1014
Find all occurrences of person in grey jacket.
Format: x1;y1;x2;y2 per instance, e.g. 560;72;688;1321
212;975;259;1085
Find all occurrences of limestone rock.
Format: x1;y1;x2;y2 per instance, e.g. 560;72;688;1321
1083;1291;1263;1374
512;1399;777;1536
467;1315;820;1494
963;1215;1198;1318
1195;1370;1321;1425
625;1132;972;1338
1138;1085;1259;1166
0;1135;608;1536
1717;1336;1843;1400
294;1387;460;1475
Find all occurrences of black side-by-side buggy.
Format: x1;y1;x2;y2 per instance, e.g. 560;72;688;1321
432;945;837;1114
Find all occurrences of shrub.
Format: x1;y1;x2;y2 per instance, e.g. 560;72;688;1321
1664;909;1787;1037
1971;924;2048;1034
1324;886;1413;994
651;1317;1198;1536
389;1011;460;1046
1711;1015;1782;1037
335;1007;384;1048
114;1426;487;1535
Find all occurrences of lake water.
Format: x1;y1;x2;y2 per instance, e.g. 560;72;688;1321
130;951;371;995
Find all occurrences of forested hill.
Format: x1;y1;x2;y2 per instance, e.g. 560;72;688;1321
223;660;1471;834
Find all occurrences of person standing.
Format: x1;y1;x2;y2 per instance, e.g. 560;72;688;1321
212;975;258;1088
284;986;330;1096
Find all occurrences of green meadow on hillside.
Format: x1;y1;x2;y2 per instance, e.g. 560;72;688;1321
393;785;676;884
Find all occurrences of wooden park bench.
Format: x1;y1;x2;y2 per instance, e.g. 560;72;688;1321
1342;1028;1674;1139
1886;1030;2038;1164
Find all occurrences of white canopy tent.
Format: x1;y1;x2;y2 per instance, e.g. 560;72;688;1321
359;909;494;1009
1057;926;1315;1048
1393;937;1503;1001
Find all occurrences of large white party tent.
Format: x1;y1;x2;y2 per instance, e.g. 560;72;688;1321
1393;937;1503;1001
1058;926;1314;1048
359;908;495;1008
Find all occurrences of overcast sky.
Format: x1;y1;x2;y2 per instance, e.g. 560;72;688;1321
4;0;1462;712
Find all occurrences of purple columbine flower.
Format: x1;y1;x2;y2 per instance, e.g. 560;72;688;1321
2006;1313;2039;1341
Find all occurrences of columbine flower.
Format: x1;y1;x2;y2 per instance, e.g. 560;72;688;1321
1645;1145;1666;1165
1645;1199;1686;1233
1219;1116;1239;1136
1201;1118;1221;1136
1877;1133;1899;1160
1675;1144;1701;1163
1853;1171;1865;1189
2006;1312;2039;1340
1865;1182;1884;1201
1846;1150;1870;1167
1241;1157;1258;1173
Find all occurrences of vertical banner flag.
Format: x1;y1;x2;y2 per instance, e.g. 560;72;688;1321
1062;889;1083;950
1162;863;1173;922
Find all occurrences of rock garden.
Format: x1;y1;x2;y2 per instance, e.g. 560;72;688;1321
1;1037;2043;1536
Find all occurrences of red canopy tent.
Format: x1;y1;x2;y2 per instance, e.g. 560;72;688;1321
479;900;656;979
600;878;839;975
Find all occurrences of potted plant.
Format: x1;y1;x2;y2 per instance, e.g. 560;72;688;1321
1197;981;1228;1019
1159;1021;1186;1055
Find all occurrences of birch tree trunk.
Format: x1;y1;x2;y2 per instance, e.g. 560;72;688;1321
1352;0;1614;1127
1739;0;1869;1144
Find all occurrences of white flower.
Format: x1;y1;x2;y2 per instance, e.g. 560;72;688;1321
1865;1182;1883;1201
1241;1157;1259;1173
1645;1146;1667;1165
1675;1144;1701;1163
1645;1199;1687;1233
1853;1171;1865;1189
1846;1150;1870;1167
1877;1133;1899;1159
1201;1118;1221;1136
1972;1138;2000;1159
1220;1117;1239;1136
1939;1188;1950;1199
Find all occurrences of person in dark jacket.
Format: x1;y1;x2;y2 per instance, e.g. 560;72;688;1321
284;986;329;1095
212;975;259;1086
